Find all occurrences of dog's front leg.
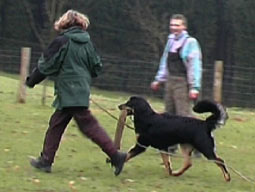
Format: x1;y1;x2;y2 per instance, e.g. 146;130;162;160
126;135;149;161
105;143;146;165
126;144;147;161
172;144;193;176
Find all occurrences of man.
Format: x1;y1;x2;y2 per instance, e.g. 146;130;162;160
26;10;126;175
151;14;202;155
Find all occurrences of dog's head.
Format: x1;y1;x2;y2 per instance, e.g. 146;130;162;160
118;96;151;116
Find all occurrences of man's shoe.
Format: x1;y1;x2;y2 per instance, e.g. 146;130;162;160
111;152;127;176
30;156;52;173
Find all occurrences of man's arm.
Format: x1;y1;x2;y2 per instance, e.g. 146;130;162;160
151;38;171;91
154;39;171;82
181;38;202;99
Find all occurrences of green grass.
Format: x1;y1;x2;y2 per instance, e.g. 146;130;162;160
0;73;255;192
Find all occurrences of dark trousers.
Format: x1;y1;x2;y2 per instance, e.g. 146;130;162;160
41;107;117;163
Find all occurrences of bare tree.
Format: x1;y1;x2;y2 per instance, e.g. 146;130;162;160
21;0;68;50
122;0;170;58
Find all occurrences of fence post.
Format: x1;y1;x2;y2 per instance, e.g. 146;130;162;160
17;47;31;103
213;60;224;103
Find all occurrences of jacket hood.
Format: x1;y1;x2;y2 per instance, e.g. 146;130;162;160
63;27;90;43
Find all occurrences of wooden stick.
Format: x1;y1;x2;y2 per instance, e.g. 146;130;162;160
114;110;128;149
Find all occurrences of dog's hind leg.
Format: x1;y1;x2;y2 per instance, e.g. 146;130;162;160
197;138;231;182
172;144;193;176
214;155;231;182
199;146;231;182
205;154;231;182
160;152;172;175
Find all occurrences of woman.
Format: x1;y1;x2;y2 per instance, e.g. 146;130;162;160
26;10;126;176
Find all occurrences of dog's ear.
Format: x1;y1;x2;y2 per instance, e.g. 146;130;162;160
127;96;142;107
129;96;138;101
126;96;136;106
127;96;154;114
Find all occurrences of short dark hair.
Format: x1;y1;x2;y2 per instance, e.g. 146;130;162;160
171;14;188;28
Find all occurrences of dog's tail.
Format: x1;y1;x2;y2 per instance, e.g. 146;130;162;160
193;100;228;131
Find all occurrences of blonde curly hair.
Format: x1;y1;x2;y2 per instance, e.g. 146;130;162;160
54;10;90;32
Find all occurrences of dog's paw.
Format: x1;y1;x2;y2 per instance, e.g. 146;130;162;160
171;170;183;177
224;173;231;182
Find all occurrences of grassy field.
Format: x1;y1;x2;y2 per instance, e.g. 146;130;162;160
0;73;255;192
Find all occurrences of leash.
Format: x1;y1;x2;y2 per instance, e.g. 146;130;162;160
90;98;134;130
136;141;255;184
90;98;255;184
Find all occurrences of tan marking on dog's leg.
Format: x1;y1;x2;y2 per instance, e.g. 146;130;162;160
215;155;231;182
172;144;193;176
160;152;172;175
125;153;131;162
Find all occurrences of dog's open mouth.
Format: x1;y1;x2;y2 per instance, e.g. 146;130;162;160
118;104;134;115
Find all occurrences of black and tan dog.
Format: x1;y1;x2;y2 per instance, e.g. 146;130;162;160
119;96;230;182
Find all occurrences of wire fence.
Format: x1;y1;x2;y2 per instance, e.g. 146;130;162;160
0;47;255;108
